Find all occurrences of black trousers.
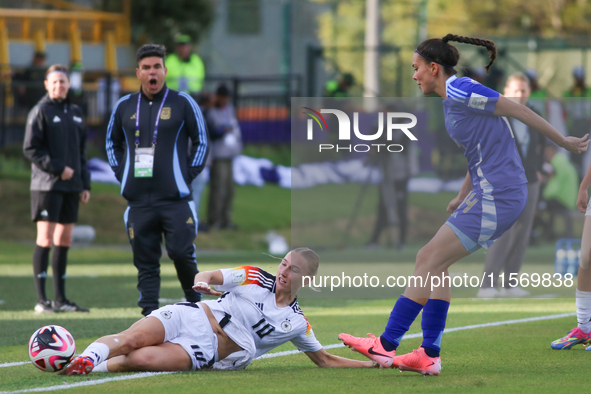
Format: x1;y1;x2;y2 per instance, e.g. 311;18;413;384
208;158;235;227
125;201;200;312
369;178;409;246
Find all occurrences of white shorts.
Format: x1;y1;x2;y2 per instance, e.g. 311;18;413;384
586;197;591;216
208;308;256;370
148;303;218;370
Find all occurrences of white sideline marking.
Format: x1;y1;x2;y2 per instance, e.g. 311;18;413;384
0;362;28;368
0;312;577;392
0;372;174;393
257;312;577;359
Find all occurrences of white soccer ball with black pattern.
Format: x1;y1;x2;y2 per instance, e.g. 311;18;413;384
28;325;76;372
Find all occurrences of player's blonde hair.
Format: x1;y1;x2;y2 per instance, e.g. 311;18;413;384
292;247;319;276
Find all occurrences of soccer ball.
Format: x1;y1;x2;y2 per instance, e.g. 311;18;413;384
28;325;76;372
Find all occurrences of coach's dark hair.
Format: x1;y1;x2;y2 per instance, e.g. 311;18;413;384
416;34;497;75
45;64;69;80
136;44;167;65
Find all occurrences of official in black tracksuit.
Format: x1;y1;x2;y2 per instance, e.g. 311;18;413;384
106;45;209;316
23;64;91;314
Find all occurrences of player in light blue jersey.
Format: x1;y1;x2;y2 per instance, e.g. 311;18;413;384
340;34;589;376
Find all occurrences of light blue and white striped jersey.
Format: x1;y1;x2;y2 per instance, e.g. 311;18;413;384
443;75;527;191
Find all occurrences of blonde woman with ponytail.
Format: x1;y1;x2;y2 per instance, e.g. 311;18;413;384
63;248;375;375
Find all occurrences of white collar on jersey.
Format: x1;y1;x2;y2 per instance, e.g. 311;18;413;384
445;75;458;94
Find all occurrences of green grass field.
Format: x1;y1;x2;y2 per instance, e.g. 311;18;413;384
1;158;581;250
0;147;293;249
0;241;587;393
1;151;587;392
0;178;291;249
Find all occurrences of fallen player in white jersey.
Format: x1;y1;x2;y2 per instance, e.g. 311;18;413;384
63;247;375;374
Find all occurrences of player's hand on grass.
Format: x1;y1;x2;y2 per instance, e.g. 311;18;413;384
192;281;222;296
562;134;589;154
577;189;588;213
447;195;463;213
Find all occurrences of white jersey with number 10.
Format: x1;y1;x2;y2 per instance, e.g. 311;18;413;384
202;266;323;359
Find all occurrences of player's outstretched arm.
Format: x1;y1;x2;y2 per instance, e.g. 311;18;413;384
192;270;224;296
305;349;375;368
494;95;589;154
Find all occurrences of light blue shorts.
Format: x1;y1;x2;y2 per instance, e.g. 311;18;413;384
445;184;527;253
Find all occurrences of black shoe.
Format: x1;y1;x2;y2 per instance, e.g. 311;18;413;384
141;306;158;317
52;300;89;312
34;300;55;314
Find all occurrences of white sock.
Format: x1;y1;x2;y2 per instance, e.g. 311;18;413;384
80;342;110;366
575;289;591;333
92;360;110;373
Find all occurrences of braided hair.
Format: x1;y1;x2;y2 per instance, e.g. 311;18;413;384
416;34;497;75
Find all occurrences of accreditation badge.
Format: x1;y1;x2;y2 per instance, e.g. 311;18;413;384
134;147;154;178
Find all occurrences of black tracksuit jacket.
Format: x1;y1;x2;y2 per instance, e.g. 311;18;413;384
23;94;91;192
510;104;546;183
105;85;209;206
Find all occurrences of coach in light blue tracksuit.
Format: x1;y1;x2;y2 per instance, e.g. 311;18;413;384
106;45;209;316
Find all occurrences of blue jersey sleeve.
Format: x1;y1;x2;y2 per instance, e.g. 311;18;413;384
466;81;499;114
452;77;500;115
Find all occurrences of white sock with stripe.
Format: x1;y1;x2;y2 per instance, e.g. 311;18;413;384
575;289;591;333
80;342;110;366
92;360;110;373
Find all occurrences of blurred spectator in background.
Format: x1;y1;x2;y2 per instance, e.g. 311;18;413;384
486;67;505;92
67;61;87;115
525;68;547;98
13;52;47;110
524;68;547;118
539;143;579;240
477;73;545;298
165;34;205;100
192;93;215;233
425;96;465;180
464;65;486;84
564;66;591;98
366;126;417;250
324;73;355;97
563;66;591;178
207;84;242;230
